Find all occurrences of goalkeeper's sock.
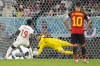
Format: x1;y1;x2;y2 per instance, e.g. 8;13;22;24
64;51;73;55
5;47;13;58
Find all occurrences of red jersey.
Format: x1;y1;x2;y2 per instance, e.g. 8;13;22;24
68;11;90;34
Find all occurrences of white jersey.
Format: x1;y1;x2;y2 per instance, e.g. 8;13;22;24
17;25;34;40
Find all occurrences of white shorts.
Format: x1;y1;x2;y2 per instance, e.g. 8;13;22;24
13;39;30;48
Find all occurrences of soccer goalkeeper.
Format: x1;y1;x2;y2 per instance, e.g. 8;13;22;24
35;34;75;55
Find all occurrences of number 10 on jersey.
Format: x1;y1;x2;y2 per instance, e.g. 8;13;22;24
72;16;83;27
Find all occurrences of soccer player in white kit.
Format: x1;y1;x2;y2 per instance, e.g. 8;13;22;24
5;19;34;59
7;45;30;59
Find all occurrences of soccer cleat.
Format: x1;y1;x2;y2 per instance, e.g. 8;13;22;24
83;60;89;63
74;57;79;62
74;59;79;62
83;59;89;63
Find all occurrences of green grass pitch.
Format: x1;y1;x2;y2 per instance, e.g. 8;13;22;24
0;59;100;66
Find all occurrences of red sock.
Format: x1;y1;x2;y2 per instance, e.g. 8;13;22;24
74;54;78;60
82;54;86;59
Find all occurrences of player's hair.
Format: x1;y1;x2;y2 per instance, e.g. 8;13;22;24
75;2;81;7
27;19;33;25
42;21;47;23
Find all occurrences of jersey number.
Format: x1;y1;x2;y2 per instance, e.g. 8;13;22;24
72;16;82;27
21;29;28;38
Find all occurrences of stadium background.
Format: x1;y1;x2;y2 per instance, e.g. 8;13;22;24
0;0;100;59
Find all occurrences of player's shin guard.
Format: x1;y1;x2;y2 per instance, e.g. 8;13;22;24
73;46;78;61
81;46;86;60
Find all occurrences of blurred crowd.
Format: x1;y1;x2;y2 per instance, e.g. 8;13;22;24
0;0;100;17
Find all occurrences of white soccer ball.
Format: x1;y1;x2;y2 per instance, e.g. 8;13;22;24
32;50;38;56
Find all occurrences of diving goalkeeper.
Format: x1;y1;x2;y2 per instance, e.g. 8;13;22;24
34;35;75;55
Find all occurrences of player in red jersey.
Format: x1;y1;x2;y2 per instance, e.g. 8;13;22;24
64;2;92;63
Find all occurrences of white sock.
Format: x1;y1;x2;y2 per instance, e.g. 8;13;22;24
5;47;13;58
29;47;33;57
83;59;86;61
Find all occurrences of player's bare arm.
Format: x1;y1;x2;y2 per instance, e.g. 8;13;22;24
29;34;34;44
64;18;71;31
84;20;92;31
15;30;20;35
10;30;20;39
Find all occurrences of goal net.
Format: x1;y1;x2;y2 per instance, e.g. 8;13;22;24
0;0;100;59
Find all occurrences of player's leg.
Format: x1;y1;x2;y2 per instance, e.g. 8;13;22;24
79;34;89;63
81;44;89;63
12;49;21;59
55;46;73;55
27;46;33;58
5;41;20;59
19;47;27;59
20;46;30;59
59;40;74;47
5;45;16;59
21;40;33;58
71;34;79;62
48;38;73;47
29;47;32;57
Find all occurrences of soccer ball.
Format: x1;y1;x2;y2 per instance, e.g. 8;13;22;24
32;48;38;56
33;50;38;56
